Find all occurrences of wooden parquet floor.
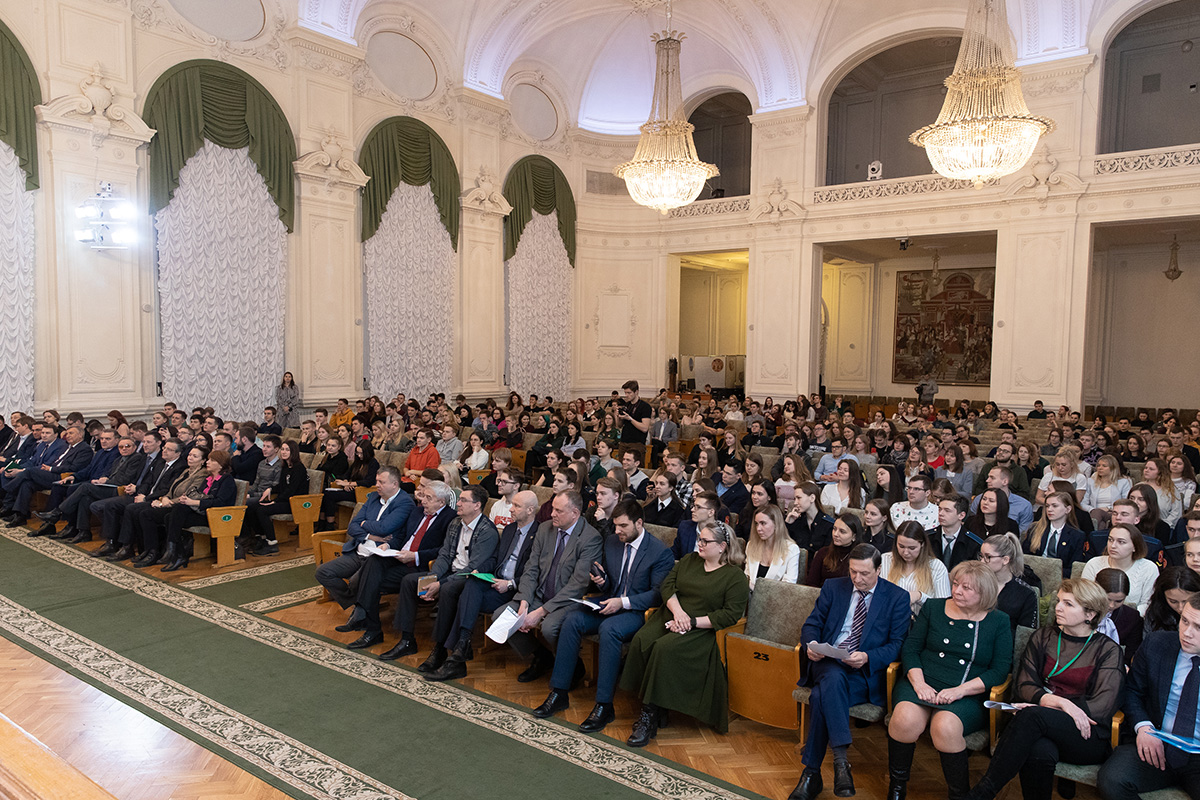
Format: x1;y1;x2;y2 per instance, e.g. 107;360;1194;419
0;637;291;800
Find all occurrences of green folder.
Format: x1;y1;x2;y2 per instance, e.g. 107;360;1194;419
459;572;497;583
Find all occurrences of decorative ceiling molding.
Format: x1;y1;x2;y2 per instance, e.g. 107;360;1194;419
132;0;290;70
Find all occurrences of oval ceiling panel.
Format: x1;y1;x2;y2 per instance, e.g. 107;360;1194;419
167;0;265;42
367;32;438;100
510;83;559;140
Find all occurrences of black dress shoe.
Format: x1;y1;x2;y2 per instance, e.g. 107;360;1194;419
833;762;855;797
106;545;134;562
35;509;61;522
788;769;824;800
335;607;367;632
162;557;189;572
531;689;569;719
69;529;92;544
578;703;615;733
92;541;117;558
518;653;551;683
347;631;383;650
31;522;57;537
417;646;447;674
447;636;473;663
3;512;23;526
51;525;77;540
626;704;659;747
378;638;417;660
425;659;467;682
131;551;159;568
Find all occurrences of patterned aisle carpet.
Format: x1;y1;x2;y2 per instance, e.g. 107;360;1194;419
0;528;766;800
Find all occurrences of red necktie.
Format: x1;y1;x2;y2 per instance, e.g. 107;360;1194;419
409;514;434;550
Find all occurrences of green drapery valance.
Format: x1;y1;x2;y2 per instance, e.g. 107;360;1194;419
359;116;460;250
503;155;576;267
143;60;296;231
0;19;42;190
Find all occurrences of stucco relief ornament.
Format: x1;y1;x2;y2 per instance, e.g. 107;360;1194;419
752;178;802;226
462;165;513;214
36;63;155;148
292;135;369;192
1007;143;1083;207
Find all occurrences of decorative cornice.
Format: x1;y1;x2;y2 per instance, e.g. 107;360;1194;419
130;0;290;70
571;132;638;162
1021;54;1094;98
667;196;752;218
36;64;155;147
812;175;994;204
293;137;369;191
1094;145;1200;176
461;165;513;216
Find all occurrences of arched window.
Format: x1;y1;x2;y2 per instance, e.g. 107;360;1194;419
144;60;296;419
687;92;752;198
1100;0;1200;154
503;156;575;397
358;116;460;399
825;38;959;185
0;16;40;413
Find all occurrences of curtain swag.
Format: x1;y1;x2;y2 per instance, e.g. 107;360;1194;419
359;116;461;250
503;155;576;268
0;19;42;191
144;60;296;231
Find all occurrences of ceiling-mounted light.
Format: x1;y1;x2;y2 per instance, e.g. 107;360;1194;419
1165;235;1183;281
74;181;137;250
613;0;719;214
910;0;1054;188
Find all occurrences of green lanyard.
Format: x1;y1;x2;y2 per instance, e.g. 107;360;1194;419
1047;630;1094;680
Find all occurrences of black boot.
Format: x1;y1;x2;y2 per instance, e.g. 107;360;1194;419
626;703;659;747
132;550;159;568
93;541;117;558
887;735;916;800
940;750;971;800
106;544;134;562
69;529;92;543
417;645;447;674
157;543;178;565
51;524;77;540
162;556;190;572
447;634;473;663
1013;763;1055;800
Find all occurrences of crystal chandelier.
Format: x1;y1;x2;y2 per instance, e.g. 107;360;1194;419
614;0;718;214
910;0;1054;188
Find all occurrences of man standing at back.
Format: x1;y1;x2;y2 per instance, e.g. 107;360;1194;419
618;380;652;464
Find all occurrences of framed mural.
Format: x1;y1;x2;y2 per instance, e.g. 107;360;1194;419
893;267;995;386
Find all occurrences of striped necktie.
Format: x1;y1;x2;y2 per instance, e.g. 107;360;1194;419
843;590;869;652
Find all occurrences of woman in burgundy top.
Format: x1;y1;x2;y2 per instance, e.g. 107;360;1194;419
962;578;1124;800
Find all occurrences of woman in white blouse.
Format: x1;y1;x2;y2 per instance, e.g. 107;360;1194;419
879;520;950;616
1035;449;1087;505
1081;454;1131;528
819;458;866;515
1080;523;1160;614
744;504;801;590
1168;453;1197;512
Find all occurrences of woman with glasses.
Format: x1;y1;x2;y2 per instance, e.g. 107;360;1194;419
978;533;1039;632
620;519;749;746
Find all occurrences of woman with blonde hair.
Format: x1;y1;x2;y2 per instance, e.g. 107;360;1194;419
979;532;1039;631
717;429;746;468
744;505;801;590
1036;448;1087;505
1142;457;1182;526
887;561;1012;800
1081;454;1131;528
880;520;950;616
1022;491;1088;577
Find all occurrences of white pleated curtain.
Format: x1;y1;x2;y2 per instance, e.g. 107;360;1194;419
155;141;287;420
505;210;572;398
362;181;454;400
0;142;35;413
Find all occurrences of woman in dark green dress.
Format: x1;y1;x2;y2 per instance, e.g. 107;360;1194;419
619;519;750;745
887;560;1014;800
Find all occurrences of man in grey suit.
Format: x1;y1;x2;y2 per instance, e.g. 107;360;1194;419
506;490;603;683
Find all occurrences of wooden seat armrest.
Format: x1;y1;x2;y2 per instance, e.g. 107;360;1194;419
887;661;901;712
716;617;747;664
311;530;347;549
1111;711;1124;749
990;674;1013;701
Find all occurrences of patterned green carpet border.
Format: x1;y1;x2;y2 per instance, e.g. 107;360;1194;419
0;528;767;800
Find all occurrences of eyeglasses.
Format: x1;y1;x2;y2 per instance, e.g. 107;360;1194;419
496;479;517;485
978;553;1005;562
696;538;720;546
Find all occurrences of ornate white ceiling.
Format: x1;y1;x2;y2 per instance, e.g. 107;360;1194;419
285;0;1137;134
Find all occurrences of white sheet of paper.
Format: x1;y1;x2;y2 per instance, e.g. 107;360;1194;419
808;642;852;660
485;607;526;643
570;597;603;610
356;541;402;558
983;700;1020;712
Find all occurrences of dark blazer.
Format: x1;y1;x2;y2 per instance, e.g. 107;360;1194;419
430;514;501;581
495;520;538;581
643;497;685;528
598;530;674;612
928;526;983;569
386;503;455;566
1125;630;1188;732
48;441;94;475
1;433;35;465
70;446;118;482
1021;525;1088;577
143;458;187;501
515;517;604;615
717;479;750;514
344;490;416;552
107;451;148;487
30;438;64;469
787;512;835;554
231;444;264;482
1111;603;1144;667
800;576;912;707
0;424;12;454
195;474;238;511
673;519;699;560
274;462;311;502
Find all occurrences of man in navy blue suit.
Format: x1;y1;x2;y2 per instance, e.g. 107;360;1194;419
1099;594;1200;799
2;425;93;525
532;498;675;732
790;543;912;800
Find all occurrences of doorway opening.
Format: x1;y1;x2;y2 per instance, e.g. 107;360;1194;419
674;250;748;395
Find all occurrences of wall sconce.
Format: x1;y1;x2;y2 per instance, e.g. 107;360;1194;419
75;181;137;250
1165;235;1182;281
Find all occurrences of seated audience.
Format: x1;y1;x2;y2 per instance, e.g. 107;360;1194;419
161;450;236;571
1081;523;1160;613
242;440;310;556
1;425;92;525
642;471;685;528
889;474;938;530
124;445;209;567
715;459;749;514
1143;566;1200;635
873;464;905;505
966;488;1022;540
1022;491;1088;577
880;521;950;617
805;513;865;586
820;458;866;515
786;482;835;555
1081;455;1131;528
745;505;801;590
979;532;1039;632
258;407;282;436
863;498;895;553
37;434;146;543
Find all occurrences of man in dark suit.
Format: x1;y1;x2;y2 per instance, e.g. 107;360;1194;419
36;434;145;542
88;433;163;558
0;423;59;508
790;543;911;800
371;485;500;662
1098;595;1200;799
532;499;674;732
716;460;750;515
230;425;264;482
0;416;36;467
98;437;185;561
2;425;94;525
426;490;541;682
928;494;981;571
504;490;603;682
315;466;416;628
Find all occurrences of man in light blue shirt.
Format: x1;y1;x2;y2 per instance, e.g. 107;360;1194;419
814;439;859;485
969;465;1034;531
